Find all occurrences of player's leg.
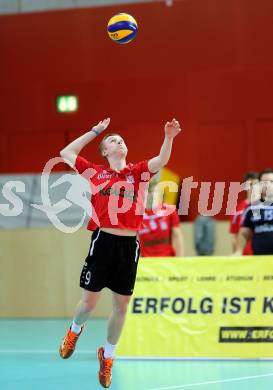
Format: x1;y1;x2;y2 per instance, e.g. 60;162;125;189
73;289;101;328
106;292;132;349
97;233;140;387
97;292;132;388
60;229;108;359
59;289;101;359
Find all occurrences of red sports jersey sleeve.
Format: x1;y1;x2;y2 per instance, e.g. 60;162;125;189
75;155;92;173
230;213;241;234
75;155;103;181
132;160;156;182
230;199;253;255
170;209;180;227
229;199;248;234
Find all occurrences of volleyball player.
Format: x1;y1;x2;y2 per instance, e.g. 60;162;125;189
138;177;184;257
58;117;181;388
234;168;273;256
229;171;259;255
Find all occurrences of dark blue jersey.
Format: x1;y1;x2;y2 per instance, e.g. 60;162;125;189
242;201;273;255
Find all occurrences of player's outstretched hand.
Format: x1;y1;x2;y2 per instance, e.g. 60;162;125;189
164;118;182;139
92;118;110;135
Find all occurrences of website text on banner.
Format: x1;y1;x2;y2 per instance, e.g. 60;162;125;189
117;256;273;359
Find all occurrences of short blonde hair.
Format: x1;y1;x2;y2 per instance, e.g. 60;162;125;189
98;133;120;160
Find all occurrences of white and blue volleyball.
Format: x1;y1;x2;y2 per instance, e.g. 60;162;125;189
107;13;138;44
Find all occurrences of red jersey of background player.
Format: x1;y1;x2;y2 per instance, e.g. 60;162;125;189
138;206;180;257
230;199;253;255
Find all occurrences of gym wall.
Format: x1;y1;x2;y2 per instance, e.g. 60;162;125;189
1;0;273;220
0;222;231;318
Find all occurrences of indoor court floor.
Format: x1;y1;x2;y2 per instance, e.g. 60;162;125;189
1;319;273;390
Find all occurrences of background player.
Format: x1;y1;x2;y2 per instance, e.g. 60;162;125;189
138;177;184;257
230;171;259;255
234;168;273;256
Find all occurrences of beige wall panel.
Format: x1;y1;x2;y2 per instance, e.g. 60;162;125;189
0;228;112;318
0;222;233;318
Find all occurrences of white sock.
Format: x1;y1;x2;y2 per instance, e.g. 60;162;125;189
104;340;116;359
71;321;82;334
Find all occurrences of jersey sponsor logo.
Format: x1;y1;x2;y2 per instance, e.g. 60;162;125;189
97;170;117;180
143;237;170;247
254;224;273;233
99;186;137;202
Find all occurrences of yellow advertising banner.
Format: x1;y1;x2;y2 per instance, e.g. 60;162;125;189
117;256;273;358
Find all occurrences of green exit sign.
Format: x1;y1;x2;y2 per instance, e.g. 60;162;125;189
56;95;78;113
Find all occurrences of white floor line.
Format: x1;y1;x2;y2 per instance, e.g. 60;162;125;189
0;349;96;354
148;372;273;390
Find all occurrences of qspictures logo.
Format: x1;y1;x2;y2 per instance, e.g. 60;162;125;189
1;156;273;232
219;327;273;343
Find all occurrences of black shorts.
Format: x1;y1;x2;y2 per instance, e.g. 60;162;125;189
80;229;140;296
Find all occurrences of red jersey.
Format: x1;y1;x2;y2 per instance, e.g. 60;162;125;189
75;155;154;231
138;206;180;257
230;199;253;255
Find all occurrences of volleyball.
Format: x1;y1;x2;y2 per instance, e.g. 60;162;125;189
107;13;138;44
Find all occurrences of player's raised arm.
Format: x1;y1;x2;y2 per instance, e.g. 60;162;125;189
148;118;182;173
60;118;110;167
